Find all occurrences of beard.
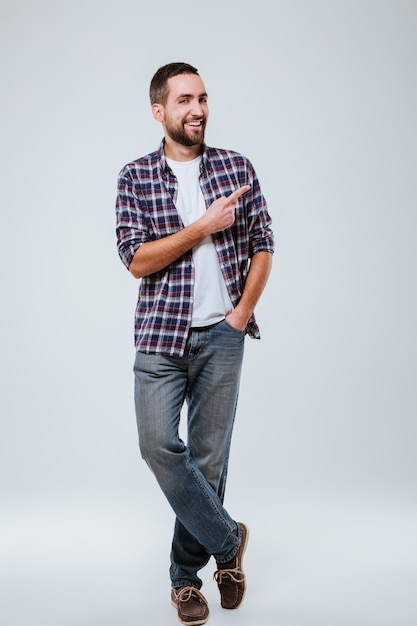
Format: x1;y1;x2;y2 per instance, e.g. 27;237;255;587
164;116;206;147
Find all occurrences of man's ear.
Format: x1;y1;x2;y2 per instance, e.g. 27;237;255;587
152;103;164;122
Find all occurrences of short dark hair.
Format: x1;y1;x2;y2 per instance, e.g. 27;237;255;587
149;62;199;105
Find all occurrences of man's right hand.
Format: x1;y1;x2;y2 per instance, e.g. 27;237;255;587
201;185;250;234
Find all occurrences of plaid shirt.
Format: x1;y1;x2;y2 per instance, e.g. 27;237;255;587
116;140;275;356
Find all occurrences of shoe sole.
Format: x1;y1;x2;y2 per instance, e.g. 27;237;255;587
239;522;249;566
171;599;209;626
237;522;249;607
217;522;249;610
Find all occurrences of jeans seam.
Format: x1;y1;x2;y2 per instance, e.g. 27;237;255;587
189;463;238;551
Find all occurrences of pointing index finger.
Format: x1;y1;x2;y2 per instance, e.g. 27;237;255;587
227;185;251;203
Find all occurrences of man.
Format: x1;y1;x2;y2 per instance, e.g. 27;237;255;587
116;62;274;625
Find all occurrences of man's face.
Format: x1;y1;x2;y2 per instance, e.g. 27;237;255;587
159;73;209;147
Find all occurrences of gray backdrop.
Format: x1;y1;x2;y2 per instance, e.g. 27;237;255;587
1;1;416;625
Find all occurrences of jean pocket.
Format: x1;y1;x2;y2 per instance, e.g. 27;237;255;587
222;318;246;335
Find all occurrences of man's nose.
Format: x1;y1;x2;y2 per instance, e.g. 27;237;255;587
190;100;204;116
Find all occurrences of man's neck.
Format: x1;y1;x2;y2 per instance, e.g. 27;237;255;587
164;138;203;162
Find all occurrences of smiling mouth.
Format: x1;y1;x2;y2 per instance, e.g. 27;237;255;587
185;119;204;128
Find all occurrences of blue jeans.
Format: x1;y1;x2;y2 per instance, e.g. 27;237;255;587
133;319;245;589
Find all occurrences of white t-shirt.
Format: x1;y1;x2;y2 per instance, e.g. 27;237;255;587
166;156;233;327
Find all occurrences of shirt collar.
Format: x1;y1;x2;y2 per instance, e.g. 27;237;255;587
157;139;209;175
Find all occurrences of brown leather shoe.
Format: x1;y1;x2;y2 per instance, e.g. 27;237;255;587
213;522;249;609
171;586;209;625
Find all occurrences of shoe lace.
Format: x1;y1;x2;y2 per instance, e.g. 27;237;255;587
213;567;245;584
176;586;207;604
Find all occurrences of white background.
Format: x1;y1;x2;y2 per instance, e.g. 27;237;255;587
1;1;416;624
